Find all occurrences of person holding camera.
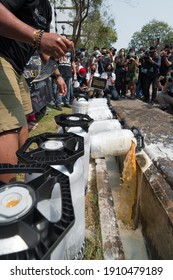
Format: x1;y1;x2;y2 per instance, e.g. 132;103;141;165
86;63;101;97
123;48;140;99
157;72;173;111
114;48;127;97
159;44;173;85
98;47;113;75
140;46;161;104
101;63;119;100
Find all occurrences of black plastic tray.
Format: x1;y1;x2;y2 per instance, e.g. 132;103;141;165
54;113;94;133
0;163;75;260
16;132;84;173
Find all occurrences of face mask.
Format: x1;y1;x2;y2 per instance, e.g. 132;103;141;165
91;69;95;74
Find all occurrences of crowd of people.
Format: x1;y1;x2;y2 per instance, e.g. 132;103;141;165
50;43;173;112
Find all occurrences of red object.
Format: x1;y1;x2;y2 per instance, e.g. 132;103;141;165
78;67;86;76
27;113;36;122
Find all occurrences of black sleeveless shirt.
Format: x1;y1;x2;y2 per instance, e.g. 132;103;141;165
0;0;52;73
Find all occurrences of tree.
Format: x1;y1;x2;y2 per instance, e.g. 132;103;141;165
80;10;117;50
49;0;117;48
129;20;173;50
68;0;104;46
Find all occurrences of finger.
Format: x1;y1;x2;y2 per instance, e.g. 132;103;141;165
63;84;67;95
51;37;68;58
55;36;73;56
61;36;73;49
59;84;67;96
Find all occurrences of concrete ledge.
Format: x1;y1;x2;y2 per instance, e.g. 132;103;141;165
140;161;173;259
95;158;125;260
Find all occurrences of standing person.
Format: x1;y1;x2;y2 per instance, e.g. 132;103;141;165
136;47;145;98
141;46;161;104
110;47;116;69
56;44;77;110
98;47;113;75
123;48;140;99
0;1;73;183
159;44;173;85
114;48;126;97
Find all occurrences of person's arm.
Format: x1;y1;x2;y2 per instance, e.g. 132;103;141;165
163;77;169;93
109;51;113;63
109;73;115;84
72;61;77;79
130;57;140;67
157;76;164;91
149;55;161;69
0;3;72;58
40;53;67;96
86;73;93;87
0;3;36;44
164;56;172;67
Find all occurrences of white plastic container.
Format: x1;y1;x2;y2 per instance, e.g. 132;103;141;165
17;133;85;260
68;125;90;188
24;148;85;260
72;98;89;114
37;182;65;260
88;107;113;121
89;119;122;135
24;172;67;260
54;114;93;190
90;129;135;158
52;157;85;260
88;98;108;107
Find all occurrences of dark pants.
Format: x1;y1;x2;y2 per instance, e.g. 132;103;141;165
104;86;119;100
115;68;126;96
141;74;158;102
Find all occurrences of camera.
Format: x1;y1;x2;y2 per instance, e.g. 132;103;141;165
143;51;150;59
94;50;101;58
126;53;135;64
107;72;112;78
142;50;154;61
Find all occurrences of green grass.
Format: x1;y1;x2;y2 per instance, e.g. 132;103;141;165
29;104;72;137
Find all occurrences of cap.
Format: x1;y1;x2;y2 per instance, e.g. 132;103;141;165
78;67;87;76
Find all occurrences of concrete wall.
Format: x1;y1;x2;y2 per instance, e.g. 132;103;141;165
136;155;173;259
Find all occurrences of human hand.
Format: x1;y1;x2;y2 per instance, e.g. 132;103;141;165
55;76;67;96
40;33;73;58
158;75;164;81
